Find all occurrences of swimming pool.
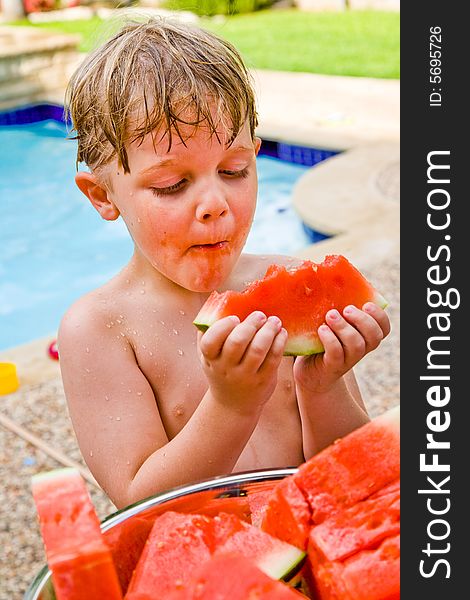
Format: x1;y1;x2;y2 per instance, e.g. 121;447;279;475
0;106;334;350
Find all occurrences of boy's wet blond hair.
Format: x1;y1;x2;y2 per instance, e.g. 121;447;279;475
65;18;258;174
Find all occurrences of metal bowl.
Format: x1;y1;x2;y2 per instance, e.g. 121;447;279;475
25;467;297;600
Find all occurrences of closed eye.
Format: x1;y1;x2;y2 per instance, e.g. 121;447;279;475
220;167;249;178
150;179;187;196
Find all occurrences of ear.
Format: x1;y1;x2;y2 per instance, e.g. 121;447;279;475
254;137;262;156
75;171;120;221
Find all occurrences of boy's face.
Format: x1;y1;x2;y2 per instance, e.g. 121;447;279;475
97;121;260;292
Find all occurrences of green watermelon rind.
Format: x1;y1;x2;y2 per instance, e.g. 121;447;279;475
32;467;79;488
255;545;306;581
194;289;388;357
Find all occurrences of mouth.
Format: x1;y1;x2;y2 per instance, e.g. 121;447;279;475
190;241;229;251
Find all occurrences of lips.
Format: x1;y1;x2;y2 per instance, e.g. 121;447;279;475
190;241;228;251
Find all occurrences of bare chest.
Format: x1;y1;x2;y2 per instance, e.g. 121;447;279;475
130;315;304;470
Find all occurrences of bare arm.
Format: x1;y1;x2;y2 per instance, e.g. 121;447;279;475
293;303;390;459
59;304;285;509
296;373;369;458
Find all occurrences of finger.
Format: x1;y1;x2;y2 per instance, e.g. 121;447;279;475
342;305;384;352
318;323;345;367
199;315;240;360
223;311;268;363
325;309;366;364
241;315;283;371
362;302;391;337
258;327;288;375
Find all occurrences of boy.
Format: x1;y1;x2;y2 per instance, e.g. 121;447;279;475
58;18;390;509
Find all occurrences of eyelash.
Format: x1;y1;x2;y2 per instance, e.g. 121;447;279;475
150;167;249;196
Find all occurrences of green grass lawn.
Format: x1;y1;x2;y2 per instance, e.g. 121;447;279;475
8;9;399;78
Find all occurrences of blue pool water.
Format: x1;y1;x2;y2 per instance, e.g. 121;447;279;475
0;117;324;350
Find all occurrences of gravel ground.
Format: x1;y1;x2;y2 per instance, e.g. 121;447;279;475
0;256;399;600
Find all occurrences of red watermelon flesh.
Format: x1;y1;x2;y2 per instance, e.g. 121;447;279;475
212;513;305;580
305;535;400;600
31;467;123;600
340;535;400;600
165;555;308;599
294;406;400;523
248;489;273;527
124;512;213;600
193;255;387;356
103;516;154;594
309;490;400;562
125;511;305;600
261;477;312;551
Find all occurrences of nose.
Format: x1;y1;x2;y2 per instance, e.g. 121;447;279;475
195;189;229;222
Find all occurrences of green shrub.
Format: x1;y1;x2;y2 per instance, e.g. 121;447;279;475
162;0;274;17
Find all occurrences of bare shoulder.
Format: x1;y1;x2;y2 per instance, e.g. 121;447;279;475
58;276;132;358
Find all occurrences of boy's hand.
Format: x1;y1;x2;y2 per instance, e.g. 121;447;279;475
198;312;288;414
293;303;390;394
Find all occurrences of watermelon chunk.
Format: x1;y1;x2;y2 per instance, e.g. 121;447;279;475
31;468;123;600
212;513;305;580
306;535;400;600
309;490;400;562
193;255;387;356
165;555;307;599
125;511;305;600
103;516;154;594
124;512;213;600
261;477;312;551
294;406;400;523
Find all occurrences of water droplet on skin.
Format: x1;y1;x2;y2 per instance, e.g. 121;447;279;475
137;217;141;223
186;383;190;387
120;332;125;337
116;319;122;324
152;309;157;313
137;392;143;396
128;389;132;393
179;310;186;316
116;416;121;421
106;323;112;328
173;329;179;335
85;368;90;373
109;416;113;420
177;349;184;356
160;320;165;325
126;460;130;465
140;289;146;294
105;395;109;401
126;279;130;284
141;280;145;285
149;351;153;356
133;330;137;335
89;451;93;457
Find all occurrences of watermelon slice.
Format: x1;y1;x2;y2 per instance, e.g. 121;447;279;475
262;407;399;552
261;477;312;551
294;406;400;524
103;516;154;594
165;555;307;599
309;490;400;562
212;513;305;580
125;511;305;600
305;535;400;600
193;255;387;356
31;468;123;600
